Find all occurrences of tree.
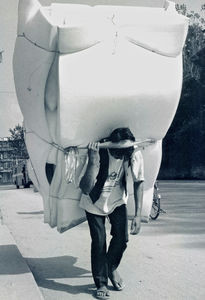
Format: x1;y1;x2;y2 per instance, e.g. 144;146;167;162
159;4;205;179
9;124;29;159
176;3;205;81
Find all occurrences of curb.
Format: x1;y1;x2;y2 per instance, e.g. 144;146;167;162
0;222;44;300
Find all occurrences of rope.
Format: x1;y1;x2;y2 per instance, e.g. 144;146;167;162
29;156;40;187
17;33;100;55
24;128;156;185
127;38;179;58
18;34;59;54
17;25;174;57
25;130;65;152
25;128;155;151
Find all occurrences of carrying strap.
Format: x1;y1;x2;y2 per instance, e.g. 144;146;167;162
89;149;109;203
89;149;131;203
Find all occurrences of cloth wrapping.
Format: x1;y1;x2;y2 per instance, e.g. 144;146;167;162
13;0;188;231
49;149;88;232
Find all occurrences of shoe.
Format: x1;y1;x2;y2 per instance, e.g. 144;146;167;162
96;286;110;299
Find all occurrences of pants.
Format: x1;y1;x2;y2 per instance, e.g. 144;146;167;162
86;204;128;288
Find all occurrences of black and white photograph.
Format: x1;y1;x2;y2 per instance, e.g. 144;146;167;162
0;1;204;299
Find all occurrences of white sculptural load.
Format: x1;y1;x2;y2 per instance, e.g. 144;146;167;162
13;0;188;232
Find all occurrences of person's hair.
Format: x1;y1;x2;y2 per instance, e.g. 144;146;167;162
109;127;135;143
101;127;135;161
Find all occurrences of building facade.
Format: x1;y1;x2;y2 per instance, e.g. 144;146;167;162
0;137;25;184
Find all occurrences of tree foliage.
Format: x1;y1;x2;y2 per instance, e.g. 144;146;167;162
176;3;205;81
8;124;29;159
159;4;205;179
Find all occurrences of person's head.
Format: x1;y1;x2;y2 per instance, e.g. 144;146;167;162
109;127;135;143
102;127;135;160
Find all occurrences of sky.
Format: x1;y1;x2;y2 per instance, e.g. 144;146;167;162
0;0;204;137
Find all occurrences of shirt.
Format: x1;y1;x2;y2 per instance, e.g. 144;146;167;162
79;148;144;216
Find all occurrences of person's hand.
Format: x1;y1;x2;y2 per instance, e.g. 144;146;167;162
88;142;100;165
130;216;141;235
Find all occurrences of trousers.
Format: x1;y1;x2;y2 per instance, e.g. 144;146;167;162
86;204;128;288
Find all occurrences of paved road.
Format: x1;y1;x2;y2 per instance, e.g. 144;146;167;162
0;181;205;300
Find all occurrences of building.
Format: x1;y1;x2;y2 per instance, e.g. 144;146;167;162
0;137;13;184
0;137;25;184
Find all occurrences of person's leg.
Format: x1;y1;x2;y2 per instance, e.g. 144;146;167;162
86;211;110;298
107;204;128;290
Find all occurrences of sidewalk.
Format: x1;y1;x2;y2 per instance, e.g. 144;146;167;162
0;181;205;299
0;220;44;300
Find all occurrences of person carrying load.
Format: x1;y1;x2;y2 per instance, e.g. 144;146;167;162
79;127;149;299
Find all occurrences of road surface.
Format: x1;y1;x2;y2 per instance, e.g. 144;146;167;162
0;181;205;300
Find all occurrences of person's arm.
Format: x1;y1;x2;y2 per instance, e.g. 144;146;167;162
130;180;144;235
79;143;100;195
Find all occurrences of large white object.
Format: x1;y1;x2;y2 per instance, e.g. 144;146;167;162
13;0;188;232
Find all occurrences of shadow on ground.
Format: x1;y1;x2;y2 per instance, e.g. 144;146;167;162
0;245;30;274
26;255;94;295
17;211;44;215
